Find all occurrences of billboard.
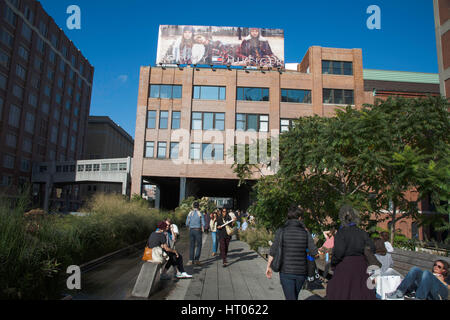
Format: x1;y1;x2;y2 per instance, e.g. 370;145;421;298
156;25;284;68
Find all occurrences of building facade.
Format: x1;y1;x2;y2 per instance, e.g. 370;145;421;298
433;0;450;98
0;0;94;197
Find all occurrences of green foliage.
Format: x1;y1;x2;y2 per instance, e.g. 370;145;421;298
238;227;274;251
0;193;182;300
176;196;216;216
233;96;450;241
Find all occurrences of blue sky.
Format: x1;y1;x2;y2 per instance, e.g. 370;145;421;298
39;0;438;139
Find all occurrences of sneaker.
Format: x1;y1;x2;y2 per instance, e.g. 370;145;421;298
186;261;193;266
385;290;404;300
176;272;192;279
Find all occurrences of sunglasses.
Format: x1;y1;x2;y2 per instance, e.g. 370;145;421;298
433;263;444;269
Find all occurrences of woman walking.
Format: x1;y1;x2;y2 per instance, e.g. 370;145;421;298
265;205;318;300
216;208;235;267
210;211;219;256
326;205;377;300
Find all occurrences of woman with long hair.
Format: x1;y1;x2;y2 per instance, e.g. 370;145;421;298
216;208;235;267
210;211;219;256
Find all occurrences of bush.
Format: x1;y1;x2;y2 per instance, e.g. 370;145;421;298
0;193;188;299
238;227;274;251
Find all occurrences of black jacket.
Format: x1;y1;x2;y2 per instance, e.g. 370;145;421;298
331;225;375;267
270;220;317;275
217;214;233;240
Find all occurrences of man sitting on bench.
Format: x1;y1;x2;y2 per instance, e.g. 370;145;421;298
148;221;192;280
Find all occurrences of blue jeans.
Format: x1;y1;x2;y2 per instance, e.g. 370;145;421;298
189;229;203;261
211;231;218;253
397;267;448;300
279;273;307;300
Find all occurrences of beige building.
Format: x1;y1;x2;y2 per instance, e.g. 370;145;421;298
132;47;367;209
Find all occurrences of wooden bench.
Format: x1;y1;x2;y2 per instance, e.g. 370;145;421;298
131;261;166;298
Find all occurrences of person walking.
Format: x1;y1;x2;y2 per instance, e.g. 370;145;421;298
217;208;235;267
204;210;211;234
185;201;205;266
325;205;377;300
265;205;318;300
147;221;192;279
209;211;219;257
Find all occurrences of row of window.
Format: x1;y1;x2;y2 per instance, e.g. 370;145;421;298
145;142;224;161
148;84;353;104
2;154;30;172
77;163;127;172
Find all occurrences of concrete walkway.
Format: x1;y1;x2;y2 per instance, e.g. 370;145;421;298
164;232;323;301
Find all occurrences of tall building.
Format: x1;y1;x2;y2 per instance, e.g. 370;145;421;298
433;0;450;98
0;0;94;196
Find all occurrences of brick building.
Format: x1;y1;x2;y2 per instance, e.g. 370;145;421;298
434;0;450;98
0;0;94;197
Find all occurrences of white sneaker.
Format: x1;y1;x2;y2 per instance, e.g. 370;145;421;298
176;272;192;279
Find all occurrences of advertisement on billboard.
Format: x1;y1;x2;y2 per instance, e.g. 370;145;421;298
156;25;285;68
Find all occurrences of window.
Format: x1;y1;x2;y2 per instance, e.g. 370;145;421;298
0;28;14;47
147;110;157;129
21;23;32;41
237;87;269;102
0;73;6;90
19;46;30;61
202;144;224;161
149;84;182;99
0;50;10;68
5;132;17;148
101;163;109;171
78;165;84;172
49;50;55;64
170;142;179;159
16;64;27;80
12;85;23;99
61;130;67;148
20;159;31;173
4;7;17;26
22;138;32;153
24;6;34;23
322;60;353;76
159;111;169;129
34;57;43;72
39;21;48;37
280;119;294;132
44;85;51;97
93;164;100;172
36;38;45;54
47;69;54;81
235;114;269;132
42;102;49;114
172;111;181;129
24;113;35;134
119;163;127;171
31;75;40;89
191;112;225;131
145;142;154;158
281;89;312;103
70;136;76;152
8;104;20;127
53;109;60;121
157;142;167;159
51;34;58;48
323;89;354;105
85;164;92;172
110;163;118;171
59;60;65;73
190;143;201;160
50;126;58;144
3;154;15;169
193;86;226;100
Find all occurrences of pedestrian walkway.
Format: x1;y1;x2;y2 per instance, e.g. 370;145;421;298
164;232;322;300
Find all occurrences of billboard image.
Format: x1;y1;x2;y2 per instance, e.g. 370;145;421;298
157;25;284;68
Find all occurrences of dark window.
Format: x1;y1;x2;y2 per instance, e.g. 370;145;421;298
322;60;353;76
237;87;269;102
236;114;269;132
191;112;225;131
281;89;311;103
323;89;354;105
149;84;182;99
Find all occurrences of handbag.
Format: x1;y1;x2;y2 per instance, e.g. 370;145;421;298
225;224;235;236
142;246;153;261
271;228;284;272
151;246;169;264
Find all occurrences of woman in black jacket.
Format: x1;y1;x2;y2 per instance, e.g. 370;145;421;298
266;205;318;300
326;205;377;300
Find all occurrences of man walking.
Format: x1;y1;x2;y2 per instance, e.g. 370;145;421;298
186;201;205;266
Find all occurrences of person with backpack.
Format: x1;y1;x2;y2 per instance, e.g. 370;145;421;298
185;201;205;266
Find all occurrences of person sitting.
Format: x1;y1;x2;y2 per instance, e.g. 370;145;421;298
380;231;394;253
386;260;450;300
147;221;192;280
373;238;394;274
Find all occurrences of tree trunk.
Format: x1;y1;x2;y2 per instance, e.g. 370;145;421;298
390;204;397;244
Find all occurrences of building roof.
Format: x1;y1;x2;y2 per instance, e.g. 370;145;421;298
88;116;134;144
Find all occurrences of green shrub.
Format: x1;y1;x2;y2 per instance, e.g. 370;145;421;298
238;227;274;251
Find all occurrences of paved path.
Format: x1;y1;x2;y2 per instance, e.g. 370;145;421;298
164;233;322;301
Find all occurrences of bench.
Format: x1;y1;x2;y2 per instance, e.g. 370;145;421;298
131;261;166;298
